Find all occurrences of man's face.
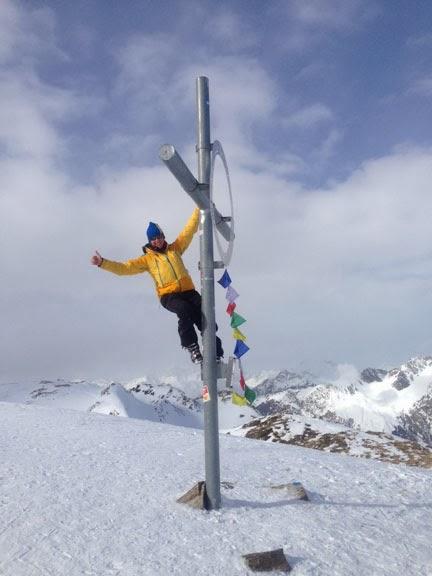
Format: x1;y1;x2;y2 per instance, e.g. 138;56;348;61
150;235;165;249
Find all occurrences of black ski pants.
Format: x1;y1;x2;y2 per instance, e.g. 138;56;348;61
160;289;224;357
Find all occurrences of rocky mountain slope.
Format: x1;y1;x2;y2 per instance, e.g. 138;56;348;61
247;356;432;448
229;413;432;468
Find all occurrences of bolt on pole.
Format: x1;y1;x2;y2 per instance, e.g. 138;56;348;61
196;76;221;510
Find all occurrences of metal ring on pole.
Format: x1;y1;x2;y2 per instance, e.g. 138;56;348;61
209;140;235;267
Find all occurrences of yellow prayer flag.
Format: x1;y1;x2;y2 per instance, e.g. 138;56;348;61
232;328;247;341
232;392;248;406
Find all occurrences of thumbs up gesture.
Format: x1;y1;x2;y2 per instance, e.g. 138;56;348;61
91;250;103;266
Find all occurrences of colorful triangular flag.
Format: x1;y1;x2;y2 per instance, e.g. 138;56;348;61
226;301;236;316
232;327;246;341
240;362;256;404
244;386;256;404
239;370;246;390
230;312;246;329
226;285;239;302
217;269;232;288
232;392;248;406
234;339;250;358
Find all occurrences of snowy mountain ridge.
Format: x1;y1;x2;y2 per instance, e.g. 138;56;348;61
248;356;432;448
0;374;256;432
1;355;431;469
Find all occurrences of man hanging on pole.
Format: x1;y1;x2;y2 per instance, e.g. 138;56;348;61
90;206;224;364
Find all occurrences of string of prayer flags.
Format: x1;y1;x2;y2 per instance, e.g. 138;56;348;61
217;268;255;406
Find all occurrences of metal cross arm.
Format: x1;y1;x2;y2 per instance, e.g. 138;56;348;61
159;144;233;242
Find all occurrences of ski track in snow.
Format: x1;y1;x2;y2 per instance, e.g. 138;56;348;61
1;402;431;576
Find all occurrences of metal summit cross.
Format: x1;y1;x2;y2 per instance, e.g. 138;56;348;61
160;76;234;511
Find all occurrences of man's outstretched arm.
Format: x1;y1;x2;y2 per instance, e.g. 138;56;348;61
90;251;149;275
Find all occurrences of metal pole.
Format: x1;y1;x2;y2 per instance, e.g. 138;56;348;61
196;76;221;510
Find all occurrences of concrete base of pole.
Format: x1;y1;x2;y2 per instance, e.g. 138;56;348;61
176;481;209;510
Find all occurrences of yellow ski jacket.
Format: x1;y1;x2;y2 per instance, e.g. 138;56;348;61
100;207;200;298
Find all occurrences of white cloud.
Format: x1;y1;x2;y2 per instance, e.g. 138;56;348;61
0;2;77;160
3;87;432;379
270;0;379;53
283;103;333;129
313;128;343;163
191;58;277;136
0;1;65;66
204;6;257;50
409;76;432;96
228;146;432;369
0;71;78;159
114;33;174;91
406;33;432;48
113;35;280;169
0;0;19;62
291;0;374;30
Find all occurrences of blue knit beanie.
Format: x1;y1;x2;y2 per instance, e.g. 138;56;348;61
147;222;164;241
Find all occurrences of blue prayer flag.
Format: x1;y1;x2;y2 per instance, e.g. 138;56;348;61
233;340;250;359
217;269;232;289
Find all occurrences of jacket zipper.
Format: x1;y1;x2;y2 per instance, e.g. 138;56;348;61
154;259;163;287
165;254;179;281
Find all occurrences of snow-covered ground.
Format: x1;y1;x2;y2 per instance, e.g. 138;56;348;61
1;401;431;575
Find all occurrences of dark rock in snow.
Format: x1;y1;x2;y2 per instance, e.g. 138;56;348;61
243;548;291;572
392;371;410;391
360;368;387;383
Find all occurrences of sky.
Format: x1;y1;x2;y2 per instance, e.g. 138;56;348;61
1;0;432;382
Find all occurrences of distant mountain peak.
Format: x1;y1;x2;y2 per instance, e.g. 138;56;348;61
386;356;432;391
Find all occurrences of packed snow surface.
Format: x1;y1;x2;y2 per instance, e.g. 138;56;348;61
1;402;431;575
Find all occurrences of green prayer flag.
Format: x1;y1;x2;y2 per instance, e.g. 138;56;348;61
244;387;256;404
230;312;246;329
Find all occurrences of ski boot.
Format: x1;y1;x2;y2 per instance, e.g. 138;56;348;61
187;343;203;364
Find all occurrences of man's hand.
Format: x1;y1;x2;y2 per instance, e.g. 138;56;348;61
91;250;103;266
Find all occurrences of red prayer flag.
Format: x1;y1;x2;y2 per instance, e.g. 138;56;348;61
239;371;246;391
226;302;236;316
